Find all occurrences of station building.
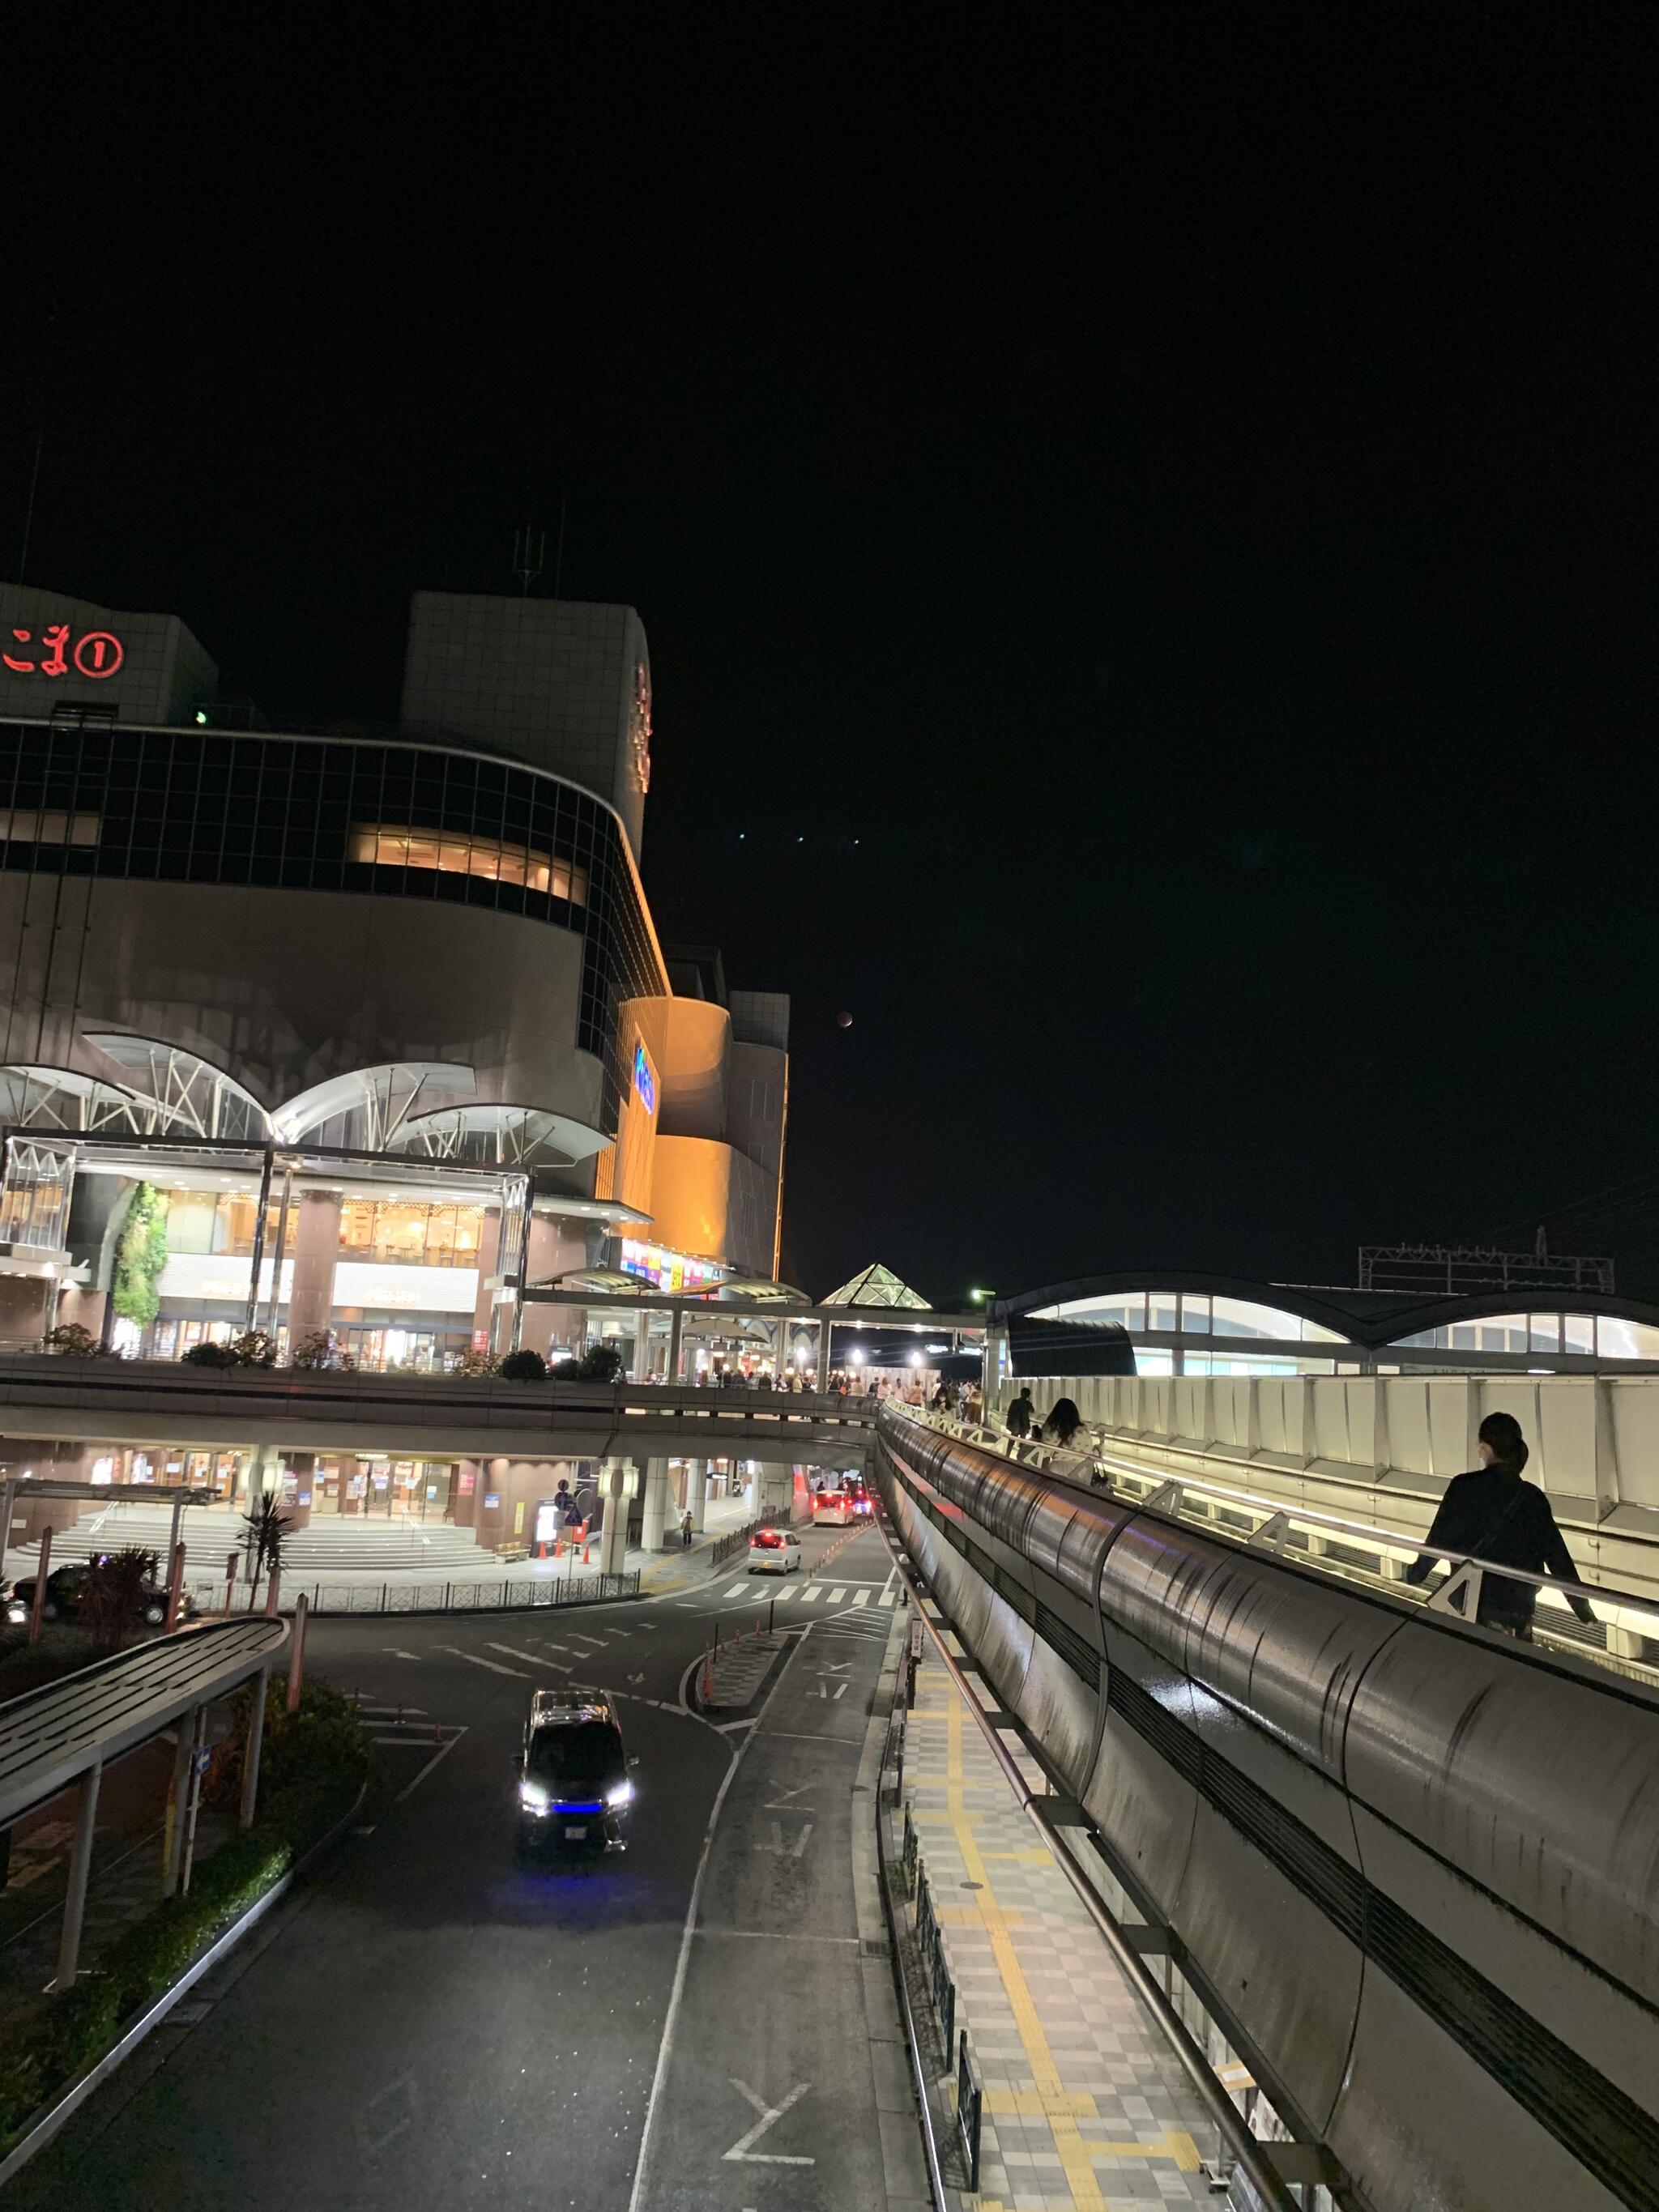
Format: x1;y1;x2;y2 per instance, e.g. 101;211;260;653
0;579;788;1387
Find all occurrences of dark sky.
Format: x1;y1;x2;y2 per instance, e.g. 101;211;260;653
6;14;1656;1303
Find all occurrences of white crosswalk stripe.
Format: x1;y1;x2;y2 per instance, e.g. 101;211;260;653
800;1583;822;1604
851;1589;870;1608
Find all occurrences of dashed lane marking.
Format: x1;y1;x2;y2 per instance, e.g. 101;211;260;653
433;1646;529;1678
484;1641;563;1667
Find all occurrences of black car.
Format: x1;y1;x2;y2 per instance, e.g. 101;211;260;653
515;1688;637;1855
3;1561;196;1630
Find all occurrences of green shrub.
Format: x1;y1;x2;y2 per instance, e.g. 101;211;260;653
575;1344;624;1383
0;1681;373;2151
497;1347;546;1382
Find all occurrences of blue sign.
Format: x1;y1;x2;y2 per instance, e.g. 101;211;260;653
633;1043;656;1114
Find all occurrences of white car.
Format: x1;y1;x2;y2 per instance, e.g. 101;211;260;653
748;1528;804;1574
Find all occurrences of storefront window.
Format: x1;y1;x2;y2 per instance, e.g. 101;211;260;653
339;1200;484;1268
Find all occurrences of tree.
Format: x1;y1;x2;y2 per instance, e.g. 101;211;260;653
575;1344;624;1383
241;1494;293;1605
112;1183;168;1329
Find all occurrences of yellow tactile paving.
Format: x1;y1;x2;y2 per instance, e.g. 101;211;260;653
901;1645;1230;2210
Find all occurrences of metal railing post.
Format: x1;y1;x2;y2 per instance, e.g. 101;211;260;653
57;1760;103;1989
240;1662;271;1829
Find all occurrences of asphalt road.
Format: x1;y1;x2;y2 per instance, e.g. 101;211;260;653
9;1518;905;2212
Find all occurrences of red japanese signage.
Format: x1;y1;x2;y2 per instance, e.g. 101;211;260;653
2;625;125;680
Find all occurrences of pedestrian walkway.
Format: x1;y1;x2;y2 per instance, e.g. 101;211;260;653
901;1643;1227;2212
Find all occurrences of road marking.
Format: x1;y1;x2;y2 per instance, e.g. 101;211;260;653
756;1728;863;1743
879;1589;897;1608
817;1661;851;1673
357;2067;420;2154
626;1709;760;2212
723;2078;814;2165
434;1645;529;1677
699;1928;857;1945
812;1681;849;1701
755;1818;814;1857
763;1783;812;1811
485;1641;560;1666
825;1586;844;1604
394;1727;467;1804
381;1648;424;1661
851;1589;870;1608
798;1584;822;1605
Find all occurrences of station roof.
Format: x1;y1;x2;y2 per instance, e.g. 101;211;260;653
1000;1268;1659;1349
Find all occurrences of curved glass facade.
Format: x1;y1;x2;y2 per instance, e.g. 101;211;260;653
0;719;666;1124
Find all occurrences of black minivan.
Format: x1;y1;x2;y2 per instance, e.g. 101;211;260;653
515;1688;637;1855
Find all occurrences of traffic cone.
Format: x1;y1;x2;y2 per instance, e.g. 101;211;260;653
582;1536;591;1565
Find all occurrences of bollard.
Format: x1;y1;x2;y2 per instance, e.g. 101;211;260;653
286;1592;309;1711
164;1540;186;1634
28;1524;52;1644
224;1550;239;1616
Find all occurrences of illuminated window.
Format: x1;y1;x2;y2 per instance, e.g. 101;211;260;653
338;1200;484;1268
1595;1317;1659;1360
348;825;586;906
0;808;99;846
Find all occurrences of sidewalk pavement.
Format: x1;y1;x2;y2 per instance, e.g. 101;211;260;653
899;1642;1230;2212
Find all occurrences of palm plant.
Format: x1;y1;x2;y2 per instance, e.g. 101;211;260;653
241;1494;294;1605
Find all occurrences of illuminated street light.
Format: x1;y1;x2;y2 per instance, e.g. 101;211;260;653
969;1286;996;1304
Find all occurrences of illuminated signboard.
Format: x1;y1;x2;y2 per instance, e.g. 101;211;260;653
633;1042;656;1114
619;1238;727;1294
3;625;125;680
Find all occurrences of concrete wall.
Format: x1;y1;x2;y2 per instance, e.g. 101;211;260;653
0;584;218;727
401;595;650;862
1030;1369;1659;1569
0;873;602;1132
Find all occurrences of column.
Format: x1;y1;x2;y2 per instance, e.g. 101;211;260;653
634;1310;650;1383
685;1458;708;1532
285;1190;343;1349
598;1460;631;1575
668;1302;684;1383
641;1458;671;1551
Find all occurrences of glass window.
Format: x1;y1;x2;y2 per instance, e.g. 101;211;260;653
164;1191;219;1254
0;807;100;845
348;824;586;907
1147;1294;1179;1332
1529;1314;1560;1352
1595;1317;1659;1360
1180;1294;1211;1334
1209;1294;1342;1342
1563;1314;1594;1355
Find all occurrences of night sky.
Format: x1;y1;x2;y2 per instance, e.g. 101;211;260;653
6;15;1655;1304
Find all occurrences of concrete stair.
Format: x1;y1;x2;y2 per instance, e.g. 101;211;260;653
16;1500;489;1576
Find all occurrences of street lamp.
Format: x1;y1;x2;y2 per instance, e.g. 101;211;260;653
968;1287;996;1305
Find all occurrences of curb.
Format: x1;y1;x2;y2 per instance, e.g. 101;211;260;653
0;1779;367;2189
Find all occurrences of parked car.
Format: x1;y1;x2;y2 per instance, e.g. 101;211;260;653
3;1560;196;1629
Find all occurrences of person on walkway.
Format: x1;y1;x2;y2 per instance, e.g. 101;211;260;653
680;1508;694;1549
1044;1396;1086;1447
1404;1410;1595;1639
1006;1385;1034;1438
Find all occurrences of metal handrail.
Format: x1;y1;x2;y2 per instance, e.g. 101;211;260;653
876;1714;951;2211
902;1406;1659;1657
889;1541;1303;2212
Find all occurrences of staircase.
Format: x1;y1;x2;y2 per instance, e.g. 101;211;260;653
12;1500;492;1577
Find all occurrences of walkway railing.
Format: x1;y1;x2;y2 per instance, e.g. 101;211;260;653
904;1406;1659;1687
190;1571;640;1617
706;1511;789;1570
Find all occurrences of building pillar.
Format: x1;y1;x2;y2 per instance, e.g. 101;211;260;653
634;1310;650;1383
685;1458;708;1532
641;1458;671;1551
598;1460;631;1575
285;1190;342;1349
471;1208;502;1356
669;1302;684;1383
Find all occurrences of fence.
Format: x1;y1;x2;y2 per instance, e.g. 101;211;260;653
189;1571;640;1617
706;1511;788;1571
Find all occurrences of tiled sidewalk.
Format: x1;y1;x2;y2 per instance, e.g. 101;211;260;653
902;1647;1225;2212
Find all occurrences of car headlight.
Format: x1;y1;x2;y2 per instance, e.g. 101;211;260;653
606;1779;634;1808
519;1780;550;1812
5;1604;25;1624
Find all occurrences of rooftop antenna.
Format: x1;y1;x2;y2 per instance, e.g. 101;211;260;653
17;429;43;584
512;523;545;597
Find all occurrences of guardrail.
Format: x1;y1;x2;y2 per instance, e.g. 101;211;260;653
706;1512;787;1570
906;1406;1659;1686
189;1571;640;1617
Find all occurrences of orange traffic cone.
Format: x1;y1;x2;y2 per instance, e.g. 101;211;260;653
582;1536;591;1565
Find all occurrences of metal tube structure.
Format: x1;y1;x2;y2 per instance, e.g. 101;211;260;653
0;1473;12;1590
55;1759;104;1990
180;1707;207;1894
261;1165;294;1336
28;1524;52;1643
241;1143;275;1332
240;1661;271;1829
891;1549;1300;2212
